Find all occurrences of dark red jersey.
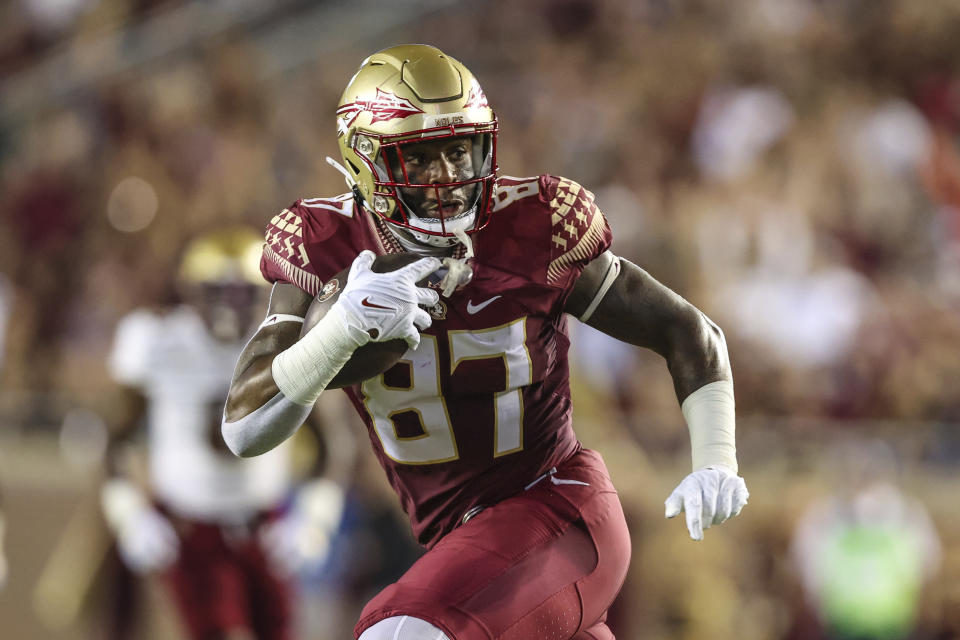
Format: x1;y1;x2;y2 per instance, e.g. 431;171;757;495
261;175;612;547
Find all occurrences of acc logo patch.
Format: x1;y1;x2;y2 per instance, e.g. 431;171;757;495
317;278;340;302
427;300;447;321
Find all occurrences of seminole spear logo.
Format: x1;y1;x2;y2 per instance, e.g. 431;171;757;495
337;89;426;126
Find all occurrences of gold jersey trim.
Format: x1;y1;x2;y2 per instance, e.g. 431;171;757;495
264;244;322;296
547;211;606;284
546;178;605;284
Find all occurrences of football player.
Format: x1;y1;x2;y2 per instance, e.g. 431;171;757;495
102;228;348;640
223;45;749;640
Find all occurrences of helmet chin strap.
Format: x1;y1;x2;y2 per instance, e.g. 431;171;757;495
391;186;478;250
326;157;357;189
385;224;454;256
405;207;477;244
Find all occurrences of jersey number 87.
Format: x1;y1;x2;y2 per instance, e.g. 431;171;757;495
361;317;531;464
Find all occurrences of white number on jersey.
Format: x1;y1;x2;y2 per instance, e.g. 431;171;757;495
361;318;531;464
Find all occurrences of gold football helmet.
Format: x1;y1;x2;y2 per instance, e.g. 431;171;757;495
178;227;267;341
335;44;498;249
178;226;265;286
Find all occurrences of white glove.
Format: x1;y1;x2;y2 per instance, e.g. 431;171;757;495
333;250;441;350
665;466;749;541
260;479;345;576
101;479;179;573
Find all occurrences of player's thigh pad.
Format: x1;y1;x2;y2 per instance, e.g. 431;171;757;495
355;449;631;640
359;616;451;640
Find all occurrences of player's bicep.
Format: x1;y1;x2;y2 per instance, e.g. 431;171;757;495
575;257;698;354
225;283;313;421
579;257;730;399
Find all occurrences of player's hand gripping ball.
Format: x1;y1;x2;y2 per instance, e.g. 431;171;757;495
303;252;443;388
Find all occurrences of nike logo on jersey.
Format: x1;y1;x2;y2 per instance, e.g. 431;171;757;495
361;297;394;311
466;295;502;314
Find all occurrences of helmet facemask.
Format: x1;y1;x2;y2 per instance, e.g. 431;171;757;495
359;126;497;249
334;45;499;250
376;131;493;247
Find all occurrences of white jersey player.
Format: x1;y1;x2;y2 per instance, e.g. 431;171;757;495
109;305;293;522
100;228;347;640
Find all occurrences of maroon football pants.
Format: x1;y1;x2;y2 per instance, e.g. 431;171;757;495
355;448;631;640
162;513;292;640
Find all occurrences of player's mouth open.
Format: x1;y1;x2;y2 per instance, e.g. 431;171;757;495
428;200;464;219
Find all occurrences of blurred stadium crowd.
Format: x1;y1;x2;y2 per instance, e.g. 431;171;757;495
1;0;960;639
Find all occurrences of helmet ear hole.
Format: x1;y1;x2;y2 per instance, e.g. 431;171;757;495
347;159;361;175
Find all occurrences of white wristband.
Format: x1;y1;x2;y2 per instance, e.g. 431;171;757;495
271;304;364;406
681;379;738;473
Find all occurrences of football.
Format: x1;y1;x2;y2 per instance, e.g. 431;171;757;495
302;252;426;388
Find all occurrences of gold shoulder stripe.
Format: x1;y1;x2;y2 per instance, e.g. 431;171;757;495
546;177;605;283
264;244;321;296
547;207;606;284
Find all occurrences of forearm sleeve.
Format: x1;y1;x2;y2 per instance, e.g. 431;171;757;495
681;379;738;473
224;303;366;458
222;391;313;457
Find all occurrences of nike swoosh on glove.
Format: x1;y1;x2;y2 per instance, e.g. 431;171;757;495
334;250;441;349
665;466;749;541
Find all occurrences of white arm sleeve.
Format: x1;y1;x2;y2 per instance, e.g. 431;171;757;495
228;252;443;458
222;391;313;458
681;379;738;473
224;303;363;457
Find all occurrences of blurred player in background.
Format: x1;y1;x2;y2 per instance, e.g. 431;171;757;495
223;45;749;640
101;227;349;640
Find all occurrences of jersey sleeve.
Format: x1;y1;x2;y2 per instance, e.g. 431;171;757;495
542;175;613;288
108;310;160;388
260;203;324;296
